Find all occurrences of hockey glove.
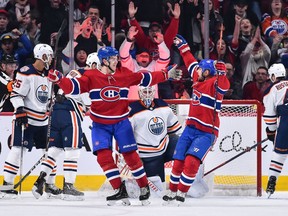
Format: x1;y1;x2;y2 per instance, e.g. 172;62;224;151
173;34;190;53
48;69;63;84
15;107;28;127
163;64;182;80
266;127;276;142
6;80;13;92
214;61;226;75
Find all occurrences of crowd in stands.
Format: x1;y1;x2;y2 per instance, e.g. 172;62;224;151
1;0;288;106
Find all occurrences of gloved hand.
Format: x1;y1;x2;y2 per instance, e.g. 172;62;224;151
15;107;28;127
266;127;276;142
6;80;13;92
48;69;63;84
214;61;226;75
173;34;190;53
162;64;182;80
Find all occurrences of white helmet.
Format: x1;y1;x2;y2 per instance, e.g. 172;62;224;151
86;52;100;69
33;43;53;69
138;86;156;108
268;63;286;81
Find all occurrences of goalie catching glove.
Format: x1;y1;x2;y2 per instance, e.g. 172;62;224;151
173;34;190;53
266;127;276;142
162;64;182;80
48;69;63;84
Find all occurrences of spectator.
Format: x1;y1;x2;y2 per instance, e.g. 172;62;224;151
243;66;271;107
224;62;243;99
21;10;40;47
240;27;271;87
14;0;30;23
0;30;33;68
0;9;10;36
119;25;170;99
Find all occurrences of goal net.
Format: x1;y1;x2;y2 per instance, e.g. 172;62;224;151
164;99;263;196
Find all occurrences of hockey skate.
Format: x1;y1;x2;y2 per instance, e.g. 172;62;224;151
45;183;62;199
32;171;46;199
62;182;84;201
106;181;130;206
139;185;150;205
266;176;277;198
175;191;186;206
0;181;18;199
162;190;176;205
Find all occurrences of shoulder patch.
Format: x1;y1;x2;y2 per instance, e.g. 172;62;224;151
20;66;30;72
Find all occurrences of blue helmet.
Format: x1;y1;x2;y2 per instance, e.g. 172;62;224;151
97;46;119;64
198;59;216;76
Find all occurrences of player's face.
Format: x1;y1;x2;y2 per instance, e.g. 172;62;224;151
107;56;119;71
197;67;205;81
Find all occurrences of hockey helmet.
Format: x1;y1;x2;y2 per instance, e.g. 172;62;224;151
86;52;100;68
268;63;286;80
33;43;53;69
138;85;156;108
1;53;17;64
198;59;216;76
97;46;119;64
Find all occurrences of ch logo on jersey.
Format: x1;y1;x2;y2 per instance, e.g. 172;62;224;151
272;20;288;35
100;86;121;102
148;117;164;135
36;84;49;103
192;90;201;105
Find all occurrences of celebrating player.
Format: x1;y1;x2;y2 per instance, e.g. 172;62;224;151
162;35;230;204
0;44;62;198
47;46;181;205
31;52;100;201
263;63;287;197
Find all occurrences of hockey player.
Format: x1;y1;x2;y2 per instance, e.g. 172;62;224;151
162;35;229;204
0;43;62;199
129;86;182;184
47;46;181;205
263;63;288;197
0;54;18;112
31;52;99;201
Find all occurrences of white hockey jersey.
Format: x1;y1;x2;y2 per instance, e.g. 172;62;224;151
129;99;182;158
263;79;288;131
10;64;52;126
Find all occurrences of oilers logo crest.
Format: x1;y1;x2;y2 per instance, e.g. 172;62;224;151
36;84;49;103
271;20;288;35
148;117;164;135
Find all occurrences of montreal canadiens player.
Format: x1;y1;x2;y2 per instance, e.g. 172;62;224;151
47;46;181;205
162;35;230;204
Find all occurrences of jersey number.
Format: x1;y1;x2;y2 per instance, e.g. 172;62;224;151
14;79;22;88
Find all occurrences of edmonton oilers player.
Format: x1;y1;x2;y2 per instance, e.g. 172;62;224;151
47;46;182;205
162;35;229;204
31;52;100;201
0;44;61;198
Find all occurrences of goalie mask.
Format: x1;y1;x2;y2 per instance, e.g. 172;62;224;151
86;52;100;69
198;59;216;77
138;86;156;108
33;43;53;70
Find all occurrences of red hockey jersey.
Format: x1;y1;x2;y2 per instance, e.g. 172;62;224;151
180;52;230;137
58;67;166;125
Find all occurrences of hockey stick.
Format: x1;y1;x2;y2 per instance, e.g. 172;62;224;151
45;19;67;154
204;138;269;177
18;124;25;194
0;154;45;191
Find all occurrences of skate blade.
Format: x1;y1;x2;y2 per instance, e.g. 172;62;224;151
0;192;18;199
267;192;273;199
141;199;150;206
32;186;42;199
46;193;63;199
162;200;177;206
62;194;85;201
107;198;131;206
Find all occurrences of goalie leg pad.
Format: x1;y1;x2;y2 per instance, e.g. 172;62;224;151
97;149;121;189
178;155;201;193
122;151;148;188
